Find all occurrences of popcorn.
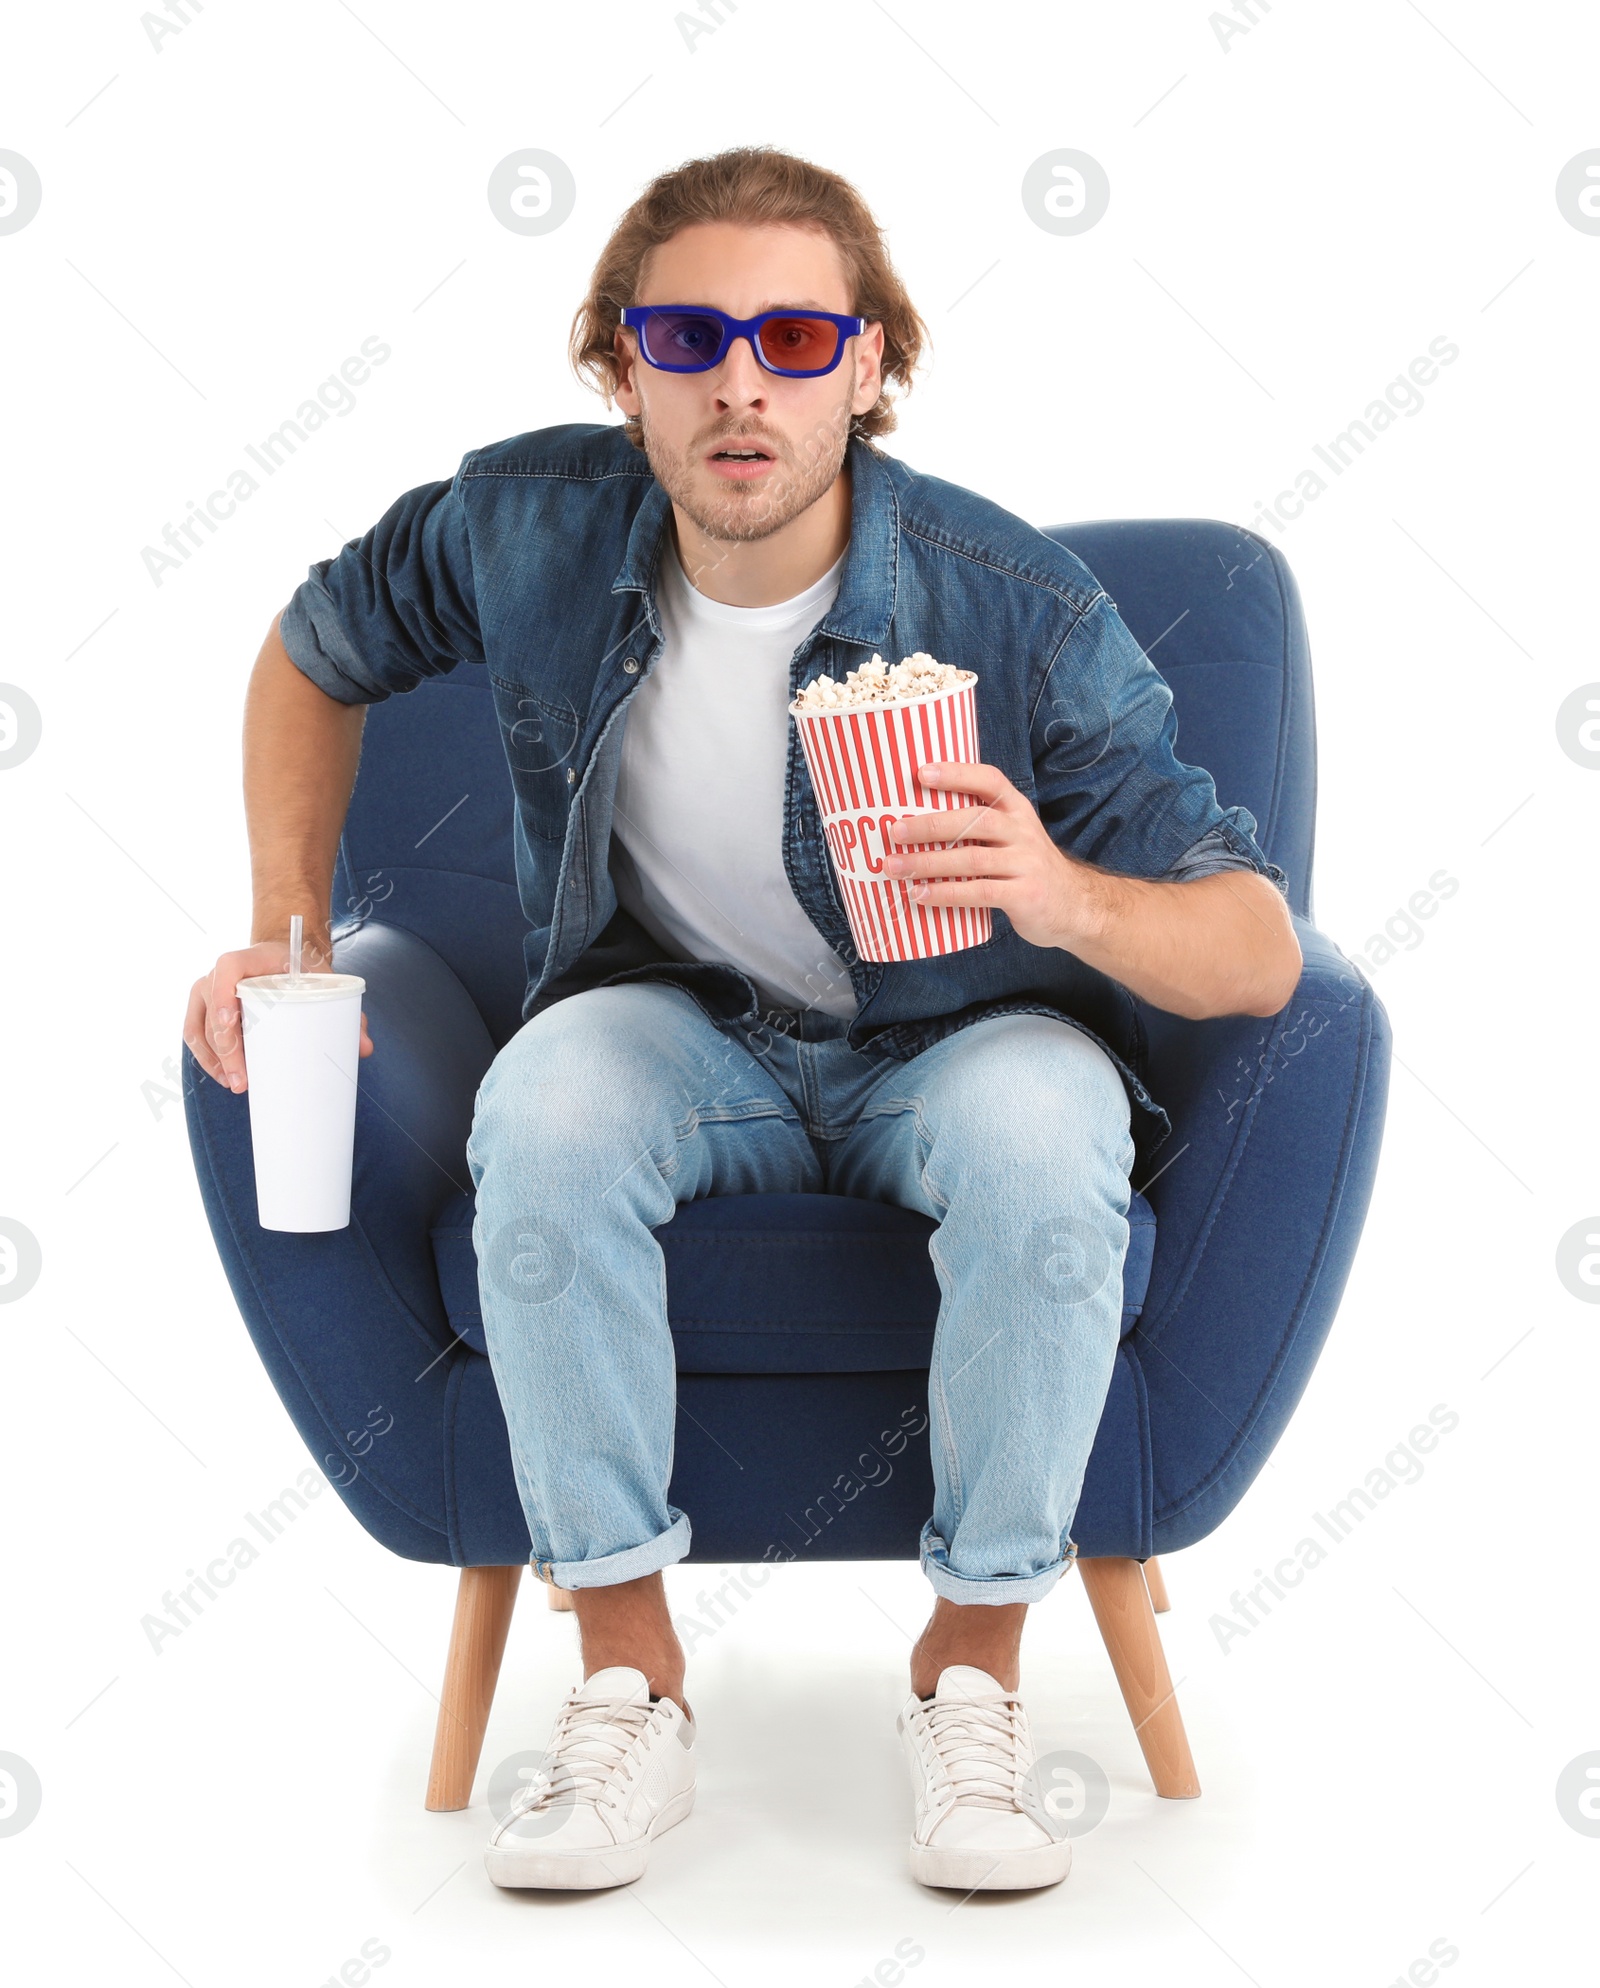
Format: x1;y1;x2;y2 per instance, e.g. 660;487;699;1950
793;651;975;714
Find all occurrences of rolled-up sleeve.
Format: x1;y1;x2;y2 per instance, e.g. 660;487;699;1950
278;463;484;704
1032;590;1290;898
1162;817;1290;896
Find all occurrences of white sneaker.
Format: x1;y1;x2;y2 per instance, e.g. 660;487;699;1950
897;1665;1071;1891
484;1666;696;1890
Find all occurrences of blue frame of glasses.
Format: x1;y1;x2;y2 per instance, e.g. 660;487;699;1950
619;305;867;378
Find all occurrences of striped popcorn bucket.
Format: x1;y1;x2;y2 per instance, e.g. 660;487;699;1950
788;672;991;963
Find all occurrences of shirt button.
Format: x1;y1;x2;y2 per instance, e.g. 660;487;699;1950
622;656;640;674
566;767;576;784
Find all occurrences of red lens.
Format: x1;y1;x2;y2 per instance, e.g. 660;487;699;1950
756;316;842;373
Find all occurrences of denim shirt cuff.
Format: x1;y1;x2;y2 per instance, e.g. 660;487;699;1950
279;572;389;706
1165;817;1290;898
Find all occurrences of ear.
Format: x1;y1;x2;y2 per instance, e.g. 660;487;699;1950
852;320;886;419
613;324;640;415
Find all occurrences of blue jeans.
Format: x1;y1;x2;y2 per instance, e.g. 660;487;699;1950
465;982;1136;1606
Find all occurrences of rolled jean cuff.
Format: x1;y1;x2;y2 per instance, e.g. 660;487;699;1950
919;1520;1078;1606
531;1508;691;1591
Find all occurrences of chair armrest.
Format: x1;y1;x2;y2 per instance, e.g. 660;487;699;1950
1130;918;1393;1550
330;919;498;1304
181;920;498;1562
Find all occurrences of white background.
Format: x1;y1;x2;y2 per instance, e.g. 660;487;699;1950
2;2;1596;1982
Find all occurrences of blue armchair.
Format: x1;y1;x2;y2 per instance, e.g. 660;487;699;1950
183;518;1390;1811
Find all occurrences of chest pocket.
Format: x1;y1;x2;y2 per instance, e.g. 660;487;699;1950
491;676;583;842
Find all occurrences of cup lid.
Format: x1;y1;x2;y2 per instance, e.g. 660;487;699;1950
236;973;366;998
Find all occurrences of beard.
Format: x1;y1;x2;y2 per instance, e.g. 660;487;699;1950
636;381;856;545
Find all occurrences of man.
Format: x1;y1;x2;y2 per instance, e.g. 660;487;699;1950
185;144;1300;1895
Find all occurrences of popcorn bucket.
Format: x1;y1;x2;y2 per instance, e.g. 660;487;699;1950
789;672;991;962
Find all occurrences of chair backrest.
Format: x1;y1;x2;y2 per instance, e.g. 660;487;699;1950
334;518;1316;1048
1041;519;1316;922
333;670;526;1047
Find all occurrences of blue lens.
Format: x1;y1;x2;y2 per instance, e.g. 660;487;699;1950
642;311;726;370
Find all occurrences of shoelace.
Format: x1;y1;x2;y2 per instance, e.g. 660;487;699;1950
915;1694;1032;1810
509;1693;660;1813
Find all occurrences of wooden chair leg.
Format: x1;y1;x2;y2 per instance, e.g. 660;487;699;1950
1143;1554;1171;1614
424;1565;523;1811
1078;1556;1200;1799
547;1580;575;1612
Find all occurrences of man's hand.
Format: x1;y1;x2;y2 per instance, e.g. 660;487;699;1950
184;934;375;1093
882;760;1105;952
883;760;1301;1020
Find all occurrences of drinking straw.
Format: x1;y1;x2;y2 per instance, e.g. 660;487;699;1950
289;914;303;983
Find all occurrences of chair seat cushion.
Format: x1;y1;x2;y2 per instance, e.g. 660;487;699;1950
429;1190;1156;1374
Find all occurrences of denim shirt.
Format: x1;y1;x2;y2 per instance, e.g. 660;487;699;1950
280;421;1289;1167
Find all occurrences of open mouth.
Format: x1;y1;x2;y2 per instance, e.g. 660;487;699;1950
704;442;778;482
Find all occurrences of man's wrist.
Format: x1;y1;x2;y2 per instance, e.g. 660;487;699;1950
1049;850;1123;952
251;903;334;966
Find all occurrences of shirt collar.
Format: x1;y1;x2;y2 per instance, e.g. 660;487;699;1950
610;432;898;651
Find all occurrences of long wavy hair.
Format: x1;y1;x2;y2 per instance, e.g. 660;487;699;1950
569;145;928;450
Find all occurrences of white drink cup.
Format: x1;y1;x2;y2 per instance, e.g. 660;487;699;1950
236;972;366;1232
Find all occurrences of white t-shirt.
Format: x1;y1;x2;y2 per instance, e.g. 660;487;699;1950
610;536;859;1019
